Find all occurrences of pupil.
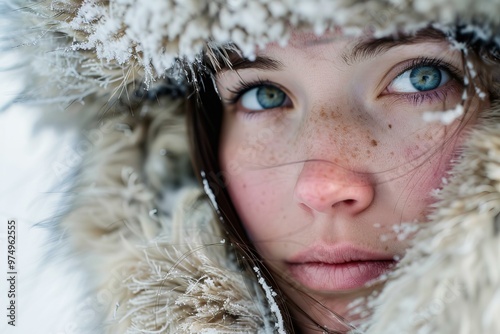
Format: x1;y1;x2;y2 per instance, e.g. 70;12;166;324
257;86;285;109
410;66;441;91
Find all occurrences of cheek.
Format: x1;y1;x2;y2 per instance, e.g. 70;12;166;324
397;126;465;212
229;174;278;214
219;119;301;244
407;153;451;205
225;170;290;241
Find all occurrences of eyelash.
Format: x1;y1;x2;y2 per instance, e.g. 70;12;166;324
386;57;463;105
223;79;291;119
223;57;464;112
225;78;280;105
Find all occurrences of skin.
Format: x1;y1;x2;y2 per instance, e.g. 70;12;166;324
216;30;483;332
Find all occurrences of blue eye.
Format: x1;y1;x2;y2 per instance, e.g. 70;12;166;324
240;85;287;111
389;65;450;93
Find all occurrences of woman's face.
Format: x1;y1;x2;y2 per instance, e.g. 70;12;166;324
216;30;481;330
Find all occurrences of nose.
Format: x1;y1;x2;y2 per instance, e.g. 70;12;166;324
293;161;375;215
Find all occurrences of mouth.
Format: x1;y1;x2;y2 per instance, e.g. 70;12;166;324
286;244;398;292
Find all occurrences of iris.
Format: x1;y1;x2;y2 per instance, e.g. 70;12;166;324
255;86;286;109
409;66;442;91
239;85;287;110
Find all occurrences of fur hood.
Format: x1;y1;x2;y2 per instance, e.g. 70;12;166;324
4;0;500;333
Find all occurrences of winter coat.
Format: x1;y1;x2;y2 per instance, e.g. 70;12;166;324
4;0;500;333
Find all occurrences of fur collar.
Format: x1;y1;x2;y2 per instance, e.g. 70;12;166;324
4;0;500;333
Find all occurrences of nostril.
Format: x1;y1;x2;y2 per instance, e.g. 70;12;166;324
342;199;356;206
298;202;313;213
331;199;356;209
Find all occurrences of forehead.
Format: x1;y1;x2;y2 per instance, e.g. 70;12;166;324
282;29;345;47
218;27;449;72
256;29;351;59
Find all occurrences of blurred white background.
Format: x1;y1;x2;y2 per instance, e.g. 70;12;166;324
0;55;88;333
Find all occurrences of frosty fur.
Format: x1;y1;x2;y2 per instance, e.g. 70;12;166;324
358;104;500;334
7;0;500;103
4;0;500;333
53;98;278;333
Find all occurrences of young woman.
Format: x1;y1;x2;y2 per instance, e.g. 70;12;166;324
187;26;493;333
6;0;500;333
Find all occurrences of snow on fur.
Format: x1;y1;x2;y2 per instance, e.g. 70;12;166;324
65;0;500;83
7;0;500;89
54;93;278;333
123;196;271;334
4;0;500;333
358;104;500;334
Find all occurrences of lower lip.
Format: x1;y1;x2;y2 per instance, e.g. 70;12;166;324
287;260;396;291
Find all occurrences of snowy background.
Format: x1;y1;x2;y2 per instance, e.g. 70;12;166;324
0;53;87;333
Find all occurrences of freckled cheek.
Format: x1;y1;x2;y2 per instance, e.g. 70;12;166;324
221;146;275;241
407;104;481;201
229;177;277;213
226;172;291;241
401;140;458;207
418;159;449;204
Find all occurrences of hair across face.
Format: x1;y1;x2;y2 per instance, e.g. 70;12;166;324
189;27;489;333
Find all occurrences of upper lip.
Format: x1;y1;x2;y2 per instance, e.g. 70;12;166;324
287;243;396;265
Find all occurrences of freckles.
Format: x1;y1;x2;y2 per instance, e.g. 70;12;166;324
234;180;276;223
264;151;279;165
319;108;327;119
402;147;453;208
404;145;421;160
318;105;341;121
413;162;446;204
329;131;337;145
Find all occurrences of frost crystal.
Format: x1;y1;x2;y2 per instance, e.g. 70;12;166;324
430;187;442;197
423;104;464;125
148;208;158;218
466;60;477;78
392;221;420;241
475;86;487;100
201;170;219;211
253;266;285;334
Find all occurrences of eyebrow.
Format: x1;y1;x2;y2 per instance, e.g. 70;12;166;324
215;27;448;73
218;54;284;72
342;27;448;65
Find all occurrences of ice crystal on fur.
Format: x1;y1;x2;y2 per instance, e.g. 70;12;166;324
48;0;500;84
201;170;219;211
5;1;500;333
253;266;285;334
392;221;420;241
423;104;464;124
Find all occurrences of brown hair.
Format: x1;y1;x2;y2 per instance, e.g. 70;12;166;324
186;60;302;332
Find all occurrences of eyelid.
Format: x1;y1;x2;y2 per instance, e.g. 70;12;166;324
223;78;292;107
376;57;463;99
380;57;465;105
390;57;463;88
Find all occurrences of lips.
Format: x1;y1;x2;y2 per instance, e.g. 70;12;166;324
286;244;397;292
